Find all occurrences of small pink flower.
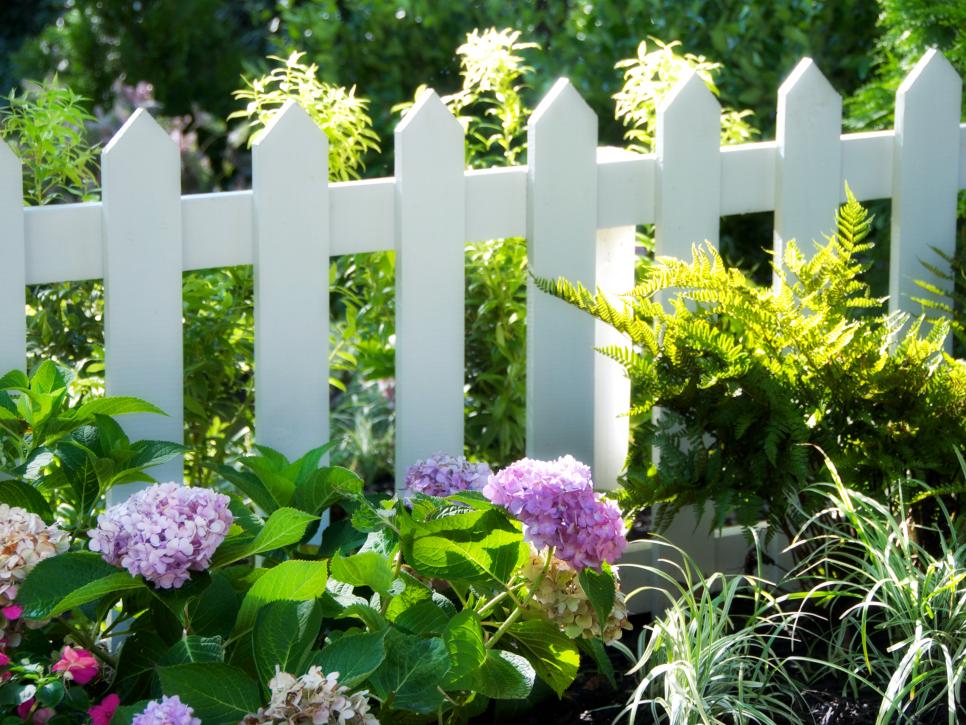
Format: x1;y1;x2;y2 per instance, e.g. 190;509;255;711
17;697;34;720
88;694;120;725
51;646;99;685
33;708;54;724
2;605;23;620
0;651;9;667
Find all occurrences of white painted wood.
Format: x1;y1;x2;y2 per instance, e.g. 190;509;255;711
102;109;183;499
465;166;527;240
0;142;25;374
598;151;655;228
393;89;466;486
775;58;842;273
252;101;330;460
594;150;636;490
656;71;721;256
654;71;721;572
890;50;963;329
526;79;599;472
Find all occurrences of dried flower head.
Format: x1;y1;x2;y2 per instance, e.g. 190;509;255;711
132;695;200;725
0;504;69;607
243;665;379;724
88;483;232;589
522;548;632;644
483;456;627;570
405;454;491;497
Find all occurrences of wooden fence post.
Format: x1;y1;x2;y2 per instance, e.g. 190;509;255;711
526;79;599;473
890;49;962;342
0;141;25;375
252;101;330;462
775;58;842;279
102;109;183;500
393;90;466;486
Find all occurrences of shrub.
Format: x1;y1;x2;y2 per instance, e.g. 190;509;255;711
535;189;966;538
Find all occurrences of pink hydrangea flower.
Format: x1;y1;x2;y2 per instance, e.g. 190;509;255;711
484;455;627;571
132;695;200;725
52;645;99;685
405;454;491;497
88;693;120;725
88;483;232;589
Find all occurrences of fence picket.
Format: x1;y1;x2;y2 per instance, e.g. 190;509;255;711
394;90;465;486
0;141;24;374
775;58;842;277
526;79;599;473
654;71;721;572
102;109;183;499
890;50;963;333
252;101;330;461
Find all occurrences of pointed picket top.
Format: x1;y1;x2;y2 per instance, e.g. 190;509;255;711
658;70;720;124
254;99;328;155
395;88;463;142
529;78;595;131
898;48;961;102
779;57;840;108
102;108;176;160
0;138;20;172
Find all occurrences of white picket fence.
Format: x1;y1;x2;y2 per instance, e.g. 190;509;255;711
0;51;965;575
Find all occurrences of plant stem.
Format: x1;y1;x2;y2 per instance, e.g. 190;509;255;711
58;617;117;668
486;546;554;650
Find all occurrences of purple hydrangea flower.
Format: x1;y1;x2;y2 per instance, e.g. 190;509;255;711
132;695;200;725
483;455;627;571
88;483;232;589
405;453;491;497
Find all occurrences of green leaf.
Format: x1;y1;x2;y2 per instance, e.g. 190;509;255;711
150;571;212;620
0;480;53;523
329;551;393;595
127;440;186;470
0;369;29;391
310;629;387;688
507;620;580;697
213;507;317;567
442;610;486;688
293;466;363;514
36;681;65;708
401;508;526;585
475;650;534;700
254;600;323;685
187;572;240;639
233;560;328;635
17;553;144;620
114;631;165;701
217;465;278;514
161;636;225;665
578;565;616;637
368;630;449;714
393;599;450;636
157;663;260;725
238;456;295;508
73;397;167;420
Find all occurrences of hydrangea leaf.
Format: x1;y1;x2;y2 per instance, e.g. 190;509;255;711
329;550;394;595
578;564;616;637
212;507;317;568
442;610;486;688
161;635;225;666
187;572;240;639
0;480;53;523
368;630;449;714
474;650;535;700
254;600;323;686
309;629;388;689
507;620;580;697
293;466;363;515
157;663;260;725
233;560;328;635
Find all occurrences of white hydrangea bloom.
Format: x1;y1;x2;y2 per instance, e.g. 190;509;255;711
0;504;69;606
243;665;379;724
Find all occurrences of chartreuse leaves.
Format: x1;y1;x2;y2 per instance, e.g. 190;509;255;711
507;620;580;697
400;507;526;585
579;564;616;637
369;630;450;714
329;551;395;595
16;552;144;620
212;507;318;567
311;629;388;688
157;663;260;725
233;560;328;634
253;600;323;685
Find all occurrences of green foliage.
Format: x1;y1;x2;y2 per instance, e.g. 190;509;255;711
536;190;966;537
615;538;803;724
785;460;966;724
230;50;380;181
915;241;966;359
613;37;757;152
0;77;98;205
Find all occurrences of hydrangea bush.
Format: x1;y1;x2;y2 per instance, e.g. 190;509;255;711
0;363;631;724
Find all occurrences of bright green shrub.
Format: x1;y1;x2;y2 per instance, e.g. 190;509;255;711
536;190;966;537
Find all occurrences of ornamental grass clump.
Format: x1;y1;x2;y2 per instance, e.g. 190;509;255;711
404;454;491;497
242;666;379;725
88;482;232;588
787;459;966;724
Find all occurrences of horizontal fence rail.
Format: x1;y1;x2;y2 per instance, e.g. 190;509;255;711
1;51;965;560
